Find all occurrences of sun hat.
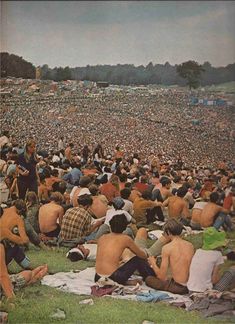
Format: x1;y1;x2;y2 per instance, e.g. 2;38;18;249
78;188;91;197
202;227;227;250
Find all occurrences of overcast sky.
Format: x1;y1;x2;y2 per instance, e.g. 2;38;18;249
1;1;235;68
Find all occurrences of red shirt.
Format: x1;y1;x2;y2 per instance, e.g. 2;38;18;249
134;182;149;194
100;182;120;203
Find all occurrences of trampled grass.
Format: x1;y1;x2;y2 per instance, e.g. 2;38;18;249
1;233;235;324
2;284;215;324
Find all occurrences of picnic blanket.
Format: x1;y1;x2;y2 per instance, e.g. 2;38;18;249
41;267;192;306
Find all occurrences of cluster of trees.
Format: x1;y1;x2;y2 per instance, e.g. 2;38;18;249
1;52;235;88
1;52;35;79
33;61;235;88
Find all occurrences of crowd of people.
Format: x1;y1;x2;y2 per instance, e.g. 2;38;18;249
1;78;234;168
0;79;234;311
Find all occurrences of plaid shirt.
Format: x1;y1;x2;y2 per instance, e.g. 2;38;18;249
60;207;92;240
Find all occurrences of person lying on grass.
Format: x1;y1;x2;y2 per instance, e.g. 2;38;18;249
0;242;48;300
95;213;155;286
146;219;194;294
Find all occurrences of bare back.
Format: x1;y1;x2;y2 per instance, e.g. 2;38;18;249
164;238;194;284
96;233;146;275
191;208;202;224
200;202;222;227
39;202;64;233
167;196;188;219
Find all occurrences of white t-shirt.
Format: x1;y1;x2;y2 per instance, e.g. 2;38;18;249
187;249;224;292
193;201;208;210
104;209;132;226
123;199;134;215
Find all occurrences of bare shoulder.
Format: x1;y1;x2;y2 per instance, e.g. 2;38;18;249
183;239;194;250
123;234;133;244
162;242;172;254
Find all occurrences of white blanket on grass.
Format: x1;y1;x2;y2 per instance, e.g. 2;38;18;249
41;267;192;305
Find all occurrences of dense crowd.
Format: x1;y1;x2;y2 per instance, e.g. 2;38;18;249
1;78;234;168
0;81;235;312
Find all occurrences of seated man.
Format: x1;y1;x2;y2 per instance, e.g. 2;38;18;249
0;242;48;299
59;190;104;243
0;199;29;246
190;199;208;230
133;190;162;226
145;219;194;294
89;184;108;219
95;214;155;285
0;200;32;270
94;197;136;240
187;227;235;292
70;176;93;207
39;192;64;237
162;186;190;225
200;192;233;230
120;188;134;216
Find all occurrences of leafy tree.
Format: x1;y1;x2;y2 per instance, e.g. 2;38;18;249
176;60;204;89
0;52;35;78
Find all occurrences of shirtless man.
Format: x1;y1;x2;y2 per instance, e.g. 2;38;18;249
146;219;194;294
200;192;232;230
190;200;208;229
159;177;172;201
89;184;108;218
162;186;190;223
39;192;64;237
95;214;155;285
0;200;29;245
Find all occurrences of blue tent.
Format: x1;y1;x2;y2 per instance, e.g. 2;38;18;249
190;97;198;105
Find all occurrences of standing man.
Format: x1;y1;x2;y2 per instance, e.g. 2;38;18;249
17;139;40;200
58;136;65;151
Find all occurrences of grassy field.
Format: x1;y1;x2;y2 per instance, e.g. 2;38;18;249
204;81;235;93
1;232;235;324
154;81;235;93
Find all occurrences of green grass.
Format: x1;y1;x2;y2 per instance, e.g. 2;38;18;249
204;81;235;93
1;284;215;324
1;233;235;324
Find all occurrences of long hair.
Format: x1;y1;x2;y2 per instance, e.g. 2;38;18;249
24;139;37;162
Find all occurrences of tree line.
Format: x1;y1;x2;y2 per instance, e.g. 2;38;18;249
1;53;36;79
1;52;235;87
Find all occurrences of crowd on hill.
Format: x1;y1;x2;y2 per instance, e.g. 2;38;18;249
0;81;235;316
1;79;234;168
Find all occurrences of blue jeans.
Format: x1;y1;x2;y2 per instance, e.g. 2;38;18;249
213;212;233;230
95;256;155;285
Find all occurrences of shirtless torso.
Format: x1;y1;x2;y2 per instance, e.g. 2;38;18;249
191;208;203;224
200;202;226;227
163;238;194;284
90;196;108;218
72;187;81;207
163;196;190;219
96;233;146;276
38;202;64;233
160;187;172;201
0;206;29;245
149;236;194;284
